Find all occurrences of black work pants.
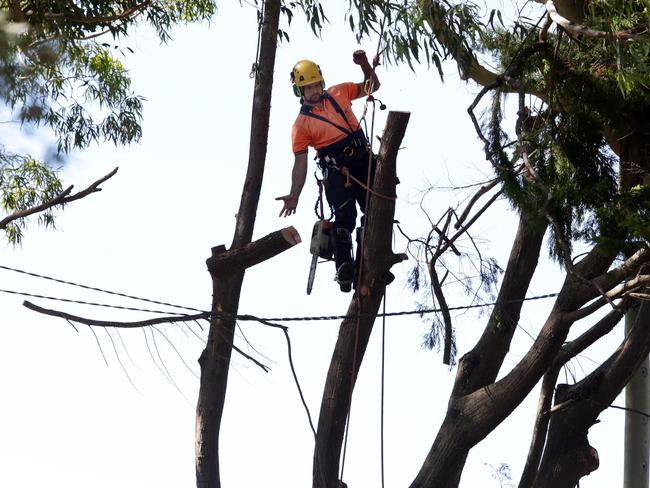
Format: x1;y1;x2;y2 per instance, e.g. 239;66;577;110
322;151;376;233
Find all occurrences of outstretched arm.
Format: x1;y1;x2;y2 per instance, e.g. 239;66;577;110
276;152;308;217
353;49;380;96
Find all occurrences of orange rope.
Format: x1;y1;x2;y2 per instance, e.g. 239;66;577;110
340;166;396;200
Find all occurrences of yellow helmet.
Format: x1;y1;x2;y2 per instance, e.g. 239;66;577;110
290;59;324;97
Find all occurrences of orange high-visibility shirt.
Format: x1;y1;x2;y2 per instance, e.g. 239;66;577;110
291;82;361;155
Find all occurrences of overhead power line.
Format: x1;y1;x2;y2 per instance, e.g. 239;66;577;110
0;285;560;322
0;288;192;315
0;264;206;313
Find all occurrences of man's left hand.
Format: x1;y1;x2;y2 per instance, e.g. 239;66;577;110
352;50;369;65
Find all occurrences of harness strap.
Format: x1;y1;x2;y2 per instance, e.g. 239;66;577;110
300;92;356;136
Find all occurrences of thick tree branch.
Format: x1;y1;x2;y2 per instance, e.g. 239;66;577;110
0;167;118;230
459;246;641;442
206;226;301;275
568;274;650;321
417;0;500;87
534;301;650;488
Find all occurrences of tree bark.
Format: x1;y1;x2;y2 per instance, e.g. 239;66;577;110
452;214;546;398
207;227;300;274
519;303;630;488
195;2;280;487
313;111;410;488
409;231;638;486
536;300;650;488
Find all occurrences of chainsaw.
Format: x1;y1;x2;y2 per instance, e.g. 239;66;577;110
306;220;334;294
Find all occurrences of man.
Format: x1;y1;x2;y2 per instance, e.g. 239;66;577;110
276;50;380;292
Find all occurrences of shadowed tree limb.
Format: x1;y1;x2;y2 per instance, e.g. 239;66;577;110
454;178;500;230
518;299;633;488
534;300;650;488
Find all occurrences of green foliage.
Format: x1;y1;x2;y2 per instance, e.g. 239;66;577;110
0;1;217;242
0;147;62;244
278;0;328;41
320;0;649;270
446;0;649;263
335;0;485;78
585;0;650;97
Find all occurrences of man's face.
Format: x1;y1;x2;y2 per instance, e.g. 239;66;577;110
302;82;323;104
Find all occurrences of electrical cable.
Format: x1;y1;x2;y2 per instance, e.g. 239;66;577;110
0;285;560;321
0;264;206;313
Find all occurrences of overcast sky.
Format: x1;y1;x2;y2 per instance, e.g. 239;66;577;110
0;2;627;487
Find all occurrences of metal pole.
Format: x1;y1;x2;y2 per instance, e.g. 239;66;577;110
624;307;649;488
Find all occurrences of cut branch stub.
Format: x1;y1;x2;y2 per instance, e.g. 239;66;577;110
206;226;301;275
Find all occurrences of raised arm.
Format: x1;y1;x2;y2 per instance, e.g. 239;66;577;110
352;49;380;96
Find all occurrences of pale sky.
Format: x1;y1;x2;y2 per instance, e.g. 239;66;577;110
0;2;626;487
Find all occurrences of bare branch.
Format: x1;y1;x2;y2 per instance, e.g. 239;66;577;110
568;274;650;321
454;178;500;230
232;344;271;373
429;261;453;365
60;167;119;203
439;188;503;258
0;167;118;230
207;226;301;275
23;300;210;327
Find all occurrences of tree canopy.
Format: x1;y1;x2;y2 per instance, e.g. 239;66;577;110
0;1;216;242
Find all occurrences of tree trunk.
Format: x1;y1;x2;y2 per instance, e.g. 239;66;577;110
535;300;650;488
452;214;546;398
313;111;410;488
409;227;631;486
195;2;280;487
409;213;545;487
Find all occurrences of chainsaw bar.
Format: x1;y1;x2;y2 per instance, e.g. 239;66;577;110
306;254;318;295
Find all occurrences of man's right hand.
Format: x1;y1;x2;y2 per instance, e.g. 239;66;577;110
276;194;298;217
